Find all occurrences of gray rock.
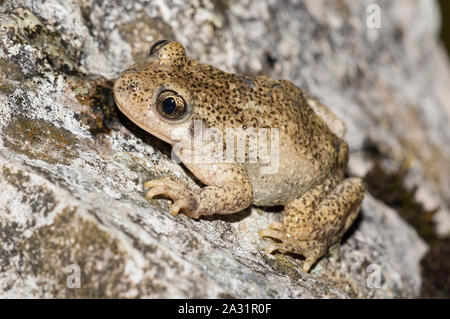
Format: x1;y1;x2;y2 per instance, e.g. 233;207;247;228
1;0;448;298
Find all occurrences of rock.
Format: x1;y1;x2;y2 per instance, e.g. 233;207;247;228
1;0;448;298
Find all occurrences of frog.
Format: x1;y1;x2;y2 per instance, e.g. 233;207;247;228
113;40;365;272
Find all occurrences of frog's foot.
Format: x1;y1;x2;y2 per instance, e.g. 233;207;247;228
144;178;200;219
261;177;364;272
301;243;327;272
268;222;283;230
258;237;326;272
258;228;285;241
145;164;253;219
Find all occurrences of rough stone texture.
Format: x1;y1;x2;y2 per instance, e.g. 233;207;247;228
1;0;449;298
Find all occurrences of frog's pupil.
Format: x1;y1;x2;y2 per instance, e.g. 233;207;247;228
163;97;176;114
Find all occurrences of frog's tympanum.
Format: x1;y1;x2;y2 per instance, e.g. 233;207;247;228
114;40;365;272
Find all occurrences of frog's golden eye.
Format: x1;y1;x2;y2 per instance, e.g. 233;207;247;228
156;90;187;120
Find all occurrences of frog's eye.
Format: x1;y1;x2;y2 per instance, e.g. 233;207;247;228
149;40;169;56
156;90;187;120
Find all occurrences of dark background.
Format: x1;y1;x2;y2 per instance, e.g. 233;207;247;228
439;0;450;56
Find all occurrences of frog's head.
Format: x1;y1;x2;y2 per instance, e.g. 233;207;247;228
114;40;197;146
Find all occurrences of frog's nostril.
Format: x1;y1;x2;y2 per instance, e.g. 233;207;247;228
114;76;139;103
118;75;141;92
128;81;139;91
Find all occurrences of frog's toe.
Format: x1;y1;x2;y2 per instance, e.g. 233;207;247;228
302;243;327;272
144;177;188;201
264;242;322;272
171;196;199;218
145;185;179;201
258;228;285;241
269;222;283;230
144;178;185;190
302;257;316;272
145;182;200;218
265;243;285;254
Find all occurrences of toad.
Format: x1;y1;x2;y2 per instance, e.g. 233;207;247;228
113;40;365;271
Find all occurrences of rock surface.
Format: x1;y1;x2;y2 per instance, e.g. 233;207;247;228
1;0;449;298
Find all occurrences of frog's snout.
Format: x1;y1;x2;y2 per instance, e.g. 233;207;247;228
113;73;140;112
114;72;142;99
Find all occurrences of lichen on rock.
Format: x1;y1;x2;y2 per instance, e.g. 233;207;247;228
1;0;449;298
4;116;80;165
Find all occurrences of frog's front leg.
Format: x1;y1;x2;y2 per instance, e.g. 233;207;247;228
145;163;253;219
259;177;364;272
144;177;199;216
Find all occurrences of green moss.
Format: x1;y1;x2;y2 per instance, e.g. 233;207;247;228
0;220;25;272
70;76;119;136
22;207;130;298
364;161;439;245
4;8;83;77
211;0;229;14
0;58;24;94
362;141;450;298
0;82;15;95
1;167;57;217
1;166;30;186
3;116;80;165
4;203;175;297
0;57;24;81
261;253;303;282
420;238;450;298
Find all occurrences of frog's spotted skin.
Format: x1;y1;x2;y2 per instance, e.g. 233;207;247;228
114;40;365;272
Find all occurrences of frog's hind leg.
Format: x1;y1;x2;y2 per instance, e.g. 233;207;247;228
342;202;361;234
259;177;364;272
284;177;364;242
328;202;362;261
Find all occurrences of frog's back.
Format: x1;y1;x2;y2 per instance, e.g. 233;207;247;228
184;60;345;206
225;75;345;206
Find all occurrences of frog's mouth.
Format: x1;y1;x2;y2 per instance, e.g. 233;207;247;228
114;95;180;146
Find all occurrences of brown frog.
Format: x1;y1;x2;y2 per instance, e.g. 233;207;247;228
113;40;365;272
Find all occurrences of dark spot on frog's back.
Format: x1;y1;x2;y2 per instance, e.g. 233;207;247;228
126;80;140;92
332;137;341;153
243;78;254;88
